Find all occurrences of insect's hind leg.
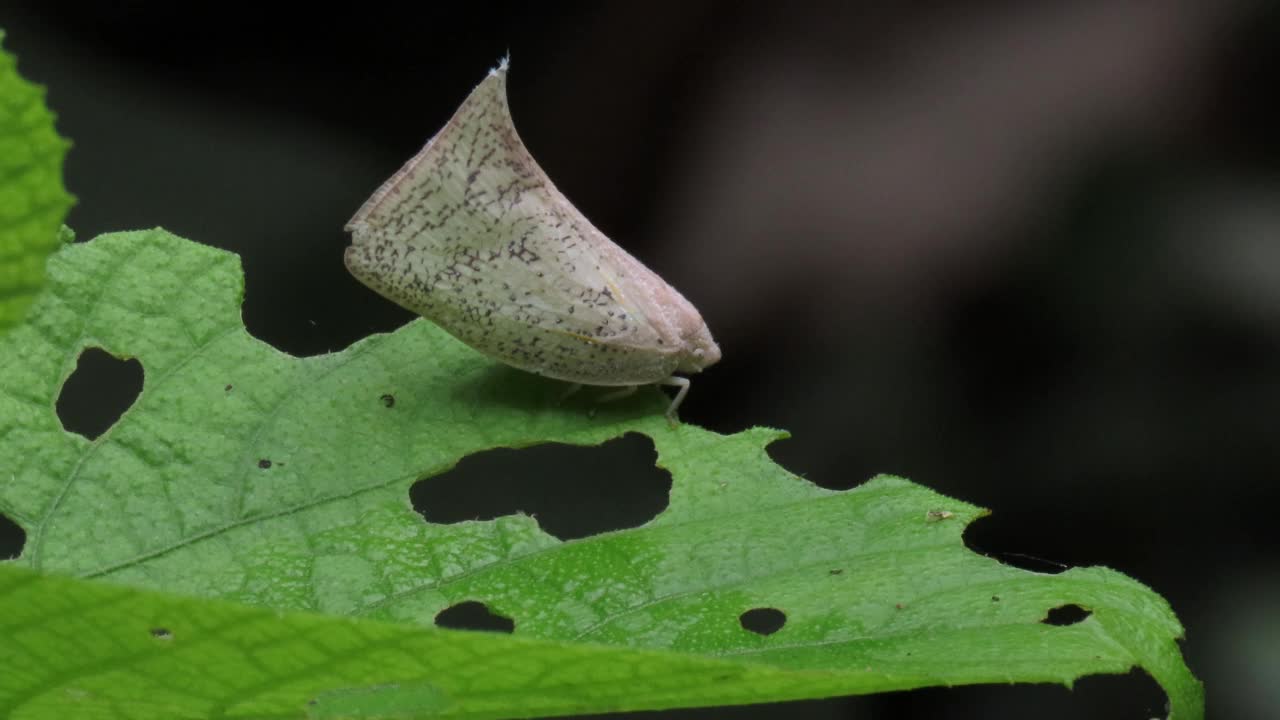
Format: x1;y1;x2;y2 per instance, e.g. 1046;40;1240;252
597;385;639;403
555;383;584;405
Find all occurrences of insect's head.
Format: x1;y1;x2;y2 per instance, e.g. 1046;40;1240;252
677;324;721;374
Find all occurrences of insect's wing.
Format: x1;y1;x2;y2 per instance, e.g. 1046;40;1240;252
345;63;678;384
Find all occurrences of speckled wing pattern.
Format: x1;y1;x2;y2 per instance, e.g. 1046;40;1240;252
345;64;687;386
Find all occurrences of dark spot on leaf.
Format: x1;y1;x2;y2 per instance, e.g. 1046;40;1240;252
381;393;396;408
56;347;143;440
224;384;233;392
434;601;514;633
412;434;669;541
149;627;173;640
828;568;843;575
739;607;786;636
1042;604;1091;626
0;513;25;560
992;595;1001;602
895;603;906;610
258;459;273;469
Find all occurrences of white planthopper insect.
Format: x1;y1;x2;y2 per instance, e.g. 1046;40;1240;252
344;58;721;422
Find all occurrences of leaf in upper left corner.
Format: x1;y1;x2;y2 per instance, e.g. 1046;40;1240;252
0;30;75;333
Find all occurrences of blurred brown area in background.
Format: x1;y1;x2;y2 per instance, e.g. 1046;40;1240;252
3;1;1277;717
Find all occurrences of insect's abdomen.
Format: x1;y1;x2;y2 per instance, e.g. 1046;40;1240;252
449;316;679;385
346;242;679;386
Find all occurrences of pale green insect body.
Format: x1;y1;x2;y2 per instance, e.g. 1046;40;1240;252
345;60;720;417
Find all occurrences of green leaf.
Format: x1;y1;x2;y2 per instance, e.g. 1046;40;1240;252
2;564;1168;720
0;229;1202;718
0;29;75;332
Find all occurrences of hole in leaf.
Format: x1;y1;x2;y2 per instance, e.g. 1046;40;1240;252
412;433;669;541
149;627;173;640
56;348;143;439
963;516;1070;575
433;601;514;633
0;513;25;560
380;393;395;408
1042;604;1091;626
764;437;852;490
739;607;786;636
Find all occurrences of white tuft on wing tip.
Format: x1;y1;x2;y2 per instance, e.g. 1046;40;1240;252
491;53;511;77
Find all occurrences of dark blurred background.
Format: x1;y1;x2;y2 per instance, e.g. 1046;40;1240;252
3;1;1278;718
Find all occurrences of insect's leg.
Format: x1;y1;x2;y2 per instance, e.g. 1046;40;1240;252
660;376;691;425
555;383;583;404
597;385;638;403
